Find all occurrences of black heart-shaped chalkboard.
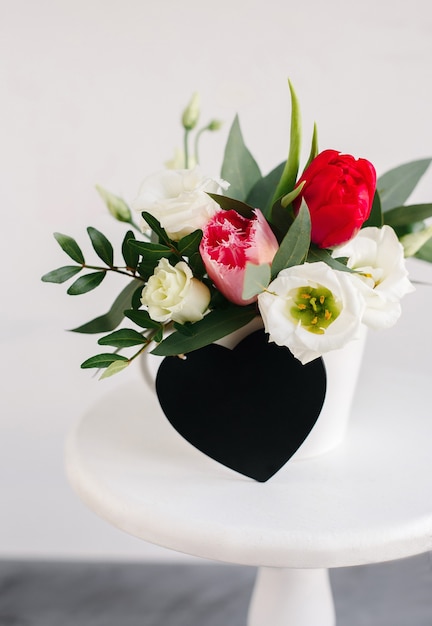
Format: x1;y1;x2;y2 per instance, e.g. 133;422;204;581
155;329;327;482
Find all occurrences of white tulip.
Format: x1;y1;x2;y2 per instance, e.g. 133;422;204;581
141;258;210;324
257;262;365;364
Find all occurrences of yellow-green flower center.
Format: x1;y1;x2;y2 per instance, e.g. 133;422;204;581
288;285;341;334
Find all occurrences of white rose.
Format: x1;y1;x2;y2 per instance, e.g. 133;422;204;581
333;226;415;330
257;262;365;364
141;258;210;324
132;166;229;241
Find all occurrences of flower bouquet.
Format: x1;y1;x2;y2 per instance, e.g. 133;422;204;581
43;82;432;481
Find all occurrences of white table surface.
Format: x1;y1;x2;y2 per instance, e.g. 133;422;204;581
66;351;432;570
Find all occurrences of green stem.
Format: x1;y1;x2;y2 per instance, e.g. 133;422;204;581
129;328;161;362
194;127;205;164
82;263;146;281
184;129;190;168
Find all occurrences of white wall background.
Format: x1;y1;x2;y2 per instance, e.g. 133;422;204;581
1;0;432;562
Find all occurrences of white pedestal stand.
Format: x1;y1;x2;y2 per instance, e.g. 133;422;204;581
66;379;432;625
248;567;335;626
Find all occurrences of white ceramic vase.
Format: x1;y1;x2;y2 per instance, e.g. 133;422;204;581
140;317;367;462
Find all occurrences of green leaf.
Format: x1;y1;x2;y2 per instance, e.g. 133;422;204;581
131;285;144;310
53;232;85;264
207;193;255;218
377;159;432;212
151;306;257;356
96;185;132;223
124;308;162;330
220;115;262;201
67;271;106;295
81;353;129;369
99;359;130;380
363;191;383;228
173;321;196;336
384;203;432;228
188;251;206;278
87;227;114;266
400;224;432;257
41;265;82;283
178;229;203;257
98;328;147;347
128;240;173;260
303;122;319;171
122;230;140;270
280;181;305;208
307;247;356;273
415;237;432;262
242;263;271;300
271;80;302;204
71;279;142;333
246;162;285;218
271;201;310;278
141;211;172;247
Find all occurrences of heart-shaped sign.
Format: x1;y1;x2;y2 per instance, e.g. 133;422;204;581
155;329;327;482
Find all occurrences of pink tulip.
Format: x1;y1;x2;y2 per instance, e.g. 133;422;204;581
200;209;279;305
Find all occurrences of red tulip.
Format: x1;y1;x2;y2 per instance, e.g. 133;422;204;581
293;150;376;248
200;209;279;305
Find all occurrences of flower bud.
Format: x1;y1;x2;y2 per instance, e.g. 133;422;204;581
182;92;201;131
96;185;132;223
207;119;223;132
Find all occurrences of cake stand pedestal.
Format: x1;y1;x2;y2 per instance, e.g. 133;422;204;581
66;379;432;625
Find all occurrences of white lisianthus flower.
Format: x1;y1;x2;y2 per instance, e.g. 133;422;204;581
132;166;229;241
141;258;211;324
257;262;365;364
333;226;415;330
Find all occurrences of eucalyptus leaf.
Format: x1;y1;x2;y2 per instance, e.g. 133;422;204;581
99;359;130;379
71;279;142;333
87;227;114;266
242;263;271;300
151;306;257;356
81;353;129;369
98;328;147;348
67;271;106;295
271;201;310;278
246;162;285;218
220;115;262;201
122;230;139;269
363;191;383;228
124;308;163;330
271;80;302;204
377;159;432;212
41;265;82;284
384;203;432;228
53;232;85;264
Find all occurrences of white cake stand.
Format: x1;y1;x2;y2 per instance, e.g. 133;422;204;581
66;371;432;625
